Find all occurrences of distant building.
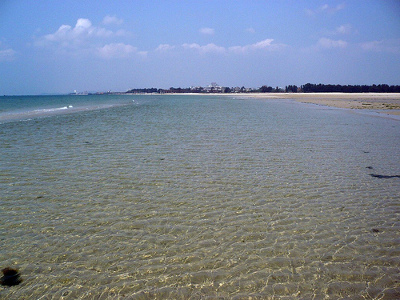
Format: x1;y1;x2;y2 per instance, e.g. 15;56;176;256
204;82;223;93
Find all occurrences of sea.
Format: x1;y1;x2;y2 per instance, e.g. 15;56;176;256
1;94;399;299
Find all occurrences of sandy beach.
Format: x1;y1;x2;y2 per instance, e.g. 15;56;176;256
240;93;400;115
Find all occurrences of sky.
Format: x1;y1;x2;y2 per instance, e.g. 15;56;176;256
0;0;400;95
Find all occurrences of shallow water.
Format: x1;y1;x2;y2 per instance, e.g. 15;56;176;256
1;95;399;299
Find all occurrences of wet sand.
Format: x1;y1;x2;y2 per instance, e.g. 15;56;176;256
241;93;400;115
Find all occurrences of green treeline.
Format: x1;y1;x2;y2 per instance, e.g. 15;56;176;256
126;83;400;94
300;83;400;93
126;88;160;93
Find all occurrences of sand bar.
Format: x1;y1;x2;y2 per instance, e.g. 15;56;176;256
238;93;400;115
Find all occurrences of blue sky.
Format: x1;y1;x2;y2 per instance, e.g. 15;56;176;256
0;0;399;94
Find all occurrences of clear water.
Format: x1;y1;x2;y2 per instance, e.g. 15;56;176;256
1;95;399;299
0;94;135;123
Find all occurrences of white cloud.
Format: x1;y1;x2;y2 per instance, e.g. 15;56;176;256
0;48;16;61
229;39;284;54
35;18;146;59
361;41;381;51
180;39;285;55
39;18;114;48
319;4;329;12
103;15;123;25
334;3;346;12
179;39;285;55
75;18;92;30
253;39;277;49
199;27;215;35
97;43;147;59
324;24;356;36
335;24;353;35
306;3;345;16
183;43;225;54
317;37;347;49
155;44;176;52
44;24;72;42
361;39;400;54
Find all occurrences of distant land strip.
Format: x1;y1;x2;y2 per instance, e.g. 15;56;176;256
124;83;400;94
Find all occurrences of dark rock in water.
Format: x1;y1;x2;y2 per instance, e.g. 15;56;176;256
1;267;22;286
370;174;400;179
322;255;333;261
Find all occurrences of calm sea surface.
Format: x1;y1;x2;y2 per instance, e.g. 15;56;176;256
1;95;399;299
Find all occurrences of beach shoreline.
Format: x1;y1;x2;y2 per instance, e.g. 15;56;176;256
231;92;400;115
163;92;400;115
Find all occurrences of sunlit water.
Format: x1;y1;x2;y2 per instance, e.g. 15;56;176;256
1;95;399;299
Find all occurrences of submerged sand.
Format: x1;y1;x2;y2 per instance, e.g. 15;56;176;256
240;93;400;115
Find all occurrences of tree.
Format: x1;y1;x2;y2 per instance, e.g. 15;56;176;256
224;87;231;93
260;85;273;93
